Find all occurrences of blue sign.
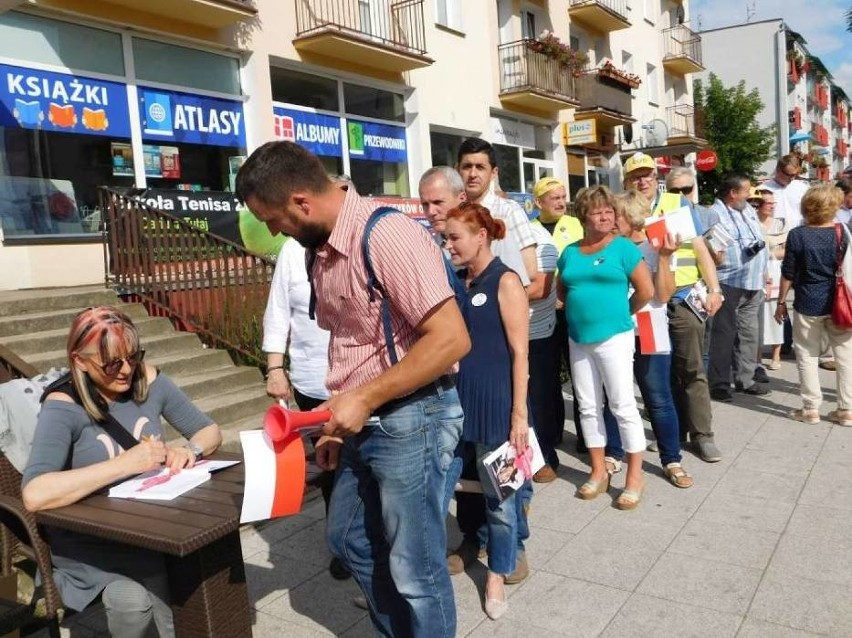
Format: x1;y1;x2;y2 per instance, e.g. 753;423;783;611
347;119;407;163
140;88;245;148
0;62;131;138
507;192;538;220
272;106;342;157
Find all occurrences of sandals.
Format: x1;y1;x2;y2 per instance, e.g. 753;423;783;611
828;410;852;427
663;463;693;489
615;483;645;510
577;474;610;500
605;456;623;475
766;360;781;371
789;408;820;425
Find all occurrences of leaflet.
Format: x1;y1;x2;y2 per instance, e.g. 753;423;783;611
108;459;239;501
645;206;698;249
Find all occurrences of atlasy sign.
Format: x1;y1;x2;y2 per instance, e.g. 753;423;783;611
272;106;343;157
0;62;131;138
140;88;245;147
347;119;407;163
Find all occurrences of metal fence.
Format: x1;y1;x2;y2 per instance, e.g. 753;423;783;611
666;103;706;139
498;40;579;103
100;189;275;366
295;0;427;56
569;0;629;21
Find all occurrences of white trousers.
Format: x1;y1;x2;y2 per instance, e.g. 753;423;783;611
793;313;852;411
569;330;646;453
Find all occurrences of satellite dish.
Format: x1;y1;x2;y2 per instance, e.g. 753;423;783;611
642;119;669;147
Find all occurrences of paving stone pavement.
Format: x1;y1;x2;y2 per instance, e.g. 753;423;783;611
30;357;852;637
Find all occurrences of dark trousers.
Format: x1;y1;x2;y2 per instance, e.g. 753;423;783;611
294;388;334;513
668;301;714;441
708;284;764;391
555;310;585;450
529;331;564;468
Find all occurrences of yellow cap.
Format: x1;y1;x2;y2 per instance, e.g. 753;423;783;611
623;152;656;174
533;177;564;199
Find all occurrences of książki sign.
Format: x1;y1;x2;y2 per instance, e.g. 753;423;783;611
0;62;131;137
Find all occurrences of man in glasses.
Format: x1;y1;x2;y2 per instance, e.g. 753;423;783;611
622;153;724;463
762;155;808;229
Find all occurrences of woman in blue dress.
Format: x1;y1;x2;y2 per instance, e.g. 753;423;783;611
445;202;530;621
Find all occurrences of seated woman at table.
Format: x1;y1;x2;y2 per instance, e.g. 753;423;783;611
21;306;222;638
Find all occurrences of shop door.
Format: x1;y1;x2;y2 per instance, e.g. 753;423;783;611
522;159;554;193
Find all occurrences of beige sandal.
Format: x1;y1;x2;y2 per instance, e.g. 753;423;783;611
663;463;693;489
577;475;610;500
605;456;622;475
828;410;852;427
615;483;645;510
789;408;820;425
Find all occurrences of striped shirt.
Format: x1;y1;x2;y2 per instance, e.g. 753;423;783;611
480;192;537;250
311;187;455;393
709;200;768;291
528;223;558;340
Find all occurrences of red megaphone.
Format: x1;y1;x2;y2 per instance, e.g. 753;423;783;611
263;405;333;442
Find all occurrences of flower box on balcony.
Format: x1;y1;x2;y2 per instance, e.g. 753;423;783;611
525;31;588;75
596;61;641;89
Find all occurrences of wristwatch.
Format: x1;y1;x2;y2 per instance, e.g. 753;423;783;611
185;441;204;460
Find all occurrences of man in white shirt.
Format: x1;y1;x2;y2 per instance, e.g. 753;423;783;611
835;177;852;224
761;154;809;229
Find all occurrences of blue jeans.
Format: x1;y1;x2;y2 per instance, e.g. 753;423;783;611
474;444;518;575
604;349;683;466
326;388;463;638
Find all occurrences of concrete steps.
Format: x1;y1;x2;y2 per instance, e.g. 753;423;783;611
0;285;268;448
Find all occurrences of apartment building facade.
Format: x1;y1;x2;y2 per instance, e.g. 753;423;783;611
698;19;852;180
0;0;704;290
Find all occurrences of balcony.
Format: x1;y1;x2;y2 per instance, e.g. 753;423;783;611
662;25;704;75
574;69;635;127
666;104;707;147
294;0;432;74
568;0;630;33
497;40;581;113
84;0;256;28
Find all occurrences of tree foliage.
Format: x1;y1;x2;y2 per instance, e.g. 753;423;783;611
692;73;777;203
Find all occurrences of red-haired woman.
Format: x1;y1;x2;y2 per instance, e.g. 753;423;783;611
22;306;222;638
445;202;530;621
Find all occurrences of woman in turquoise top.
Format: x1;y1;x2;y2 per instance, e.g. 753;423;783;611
557;186;653;509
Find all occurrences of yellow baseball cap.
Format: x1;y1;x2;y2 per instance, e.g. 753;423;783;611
624;152;656;174
533;177;565;199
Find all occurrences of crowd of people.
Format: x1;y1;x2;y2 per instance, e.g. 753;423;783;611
18;140;851;638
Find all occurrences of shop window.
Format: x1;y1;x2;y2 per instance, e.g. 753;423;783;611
344;84;404;122
430;131;466;167
0;12;123;77
133;38;240;95
0;126;133;237
270;67;339;111
494;144;520;192
350;158;408;197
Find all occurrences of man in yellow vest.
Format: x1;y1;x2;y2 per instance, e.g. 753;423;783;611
623;153;725;463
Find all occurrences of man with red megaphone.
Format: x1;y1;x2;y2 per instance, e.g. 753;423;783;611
237;142;471;638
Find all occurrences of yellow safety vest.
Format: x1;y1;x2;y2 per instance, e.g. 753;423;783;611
534;215;583;257
651;193;700;288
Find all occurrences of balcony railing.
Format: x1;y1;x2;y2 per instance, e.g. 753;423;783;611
294;0;428;57
666;104;706;141
568;0;631;32
662;25;703;74
575;70;634;123
498;40;580;111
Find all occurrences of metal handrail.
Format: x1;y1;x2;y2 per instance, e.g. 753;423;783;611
498;39;580;103
99;189;275;366
0;344;38;384
662;24;702;66
569;0;629;21
294;0;428;56
666;103;706;139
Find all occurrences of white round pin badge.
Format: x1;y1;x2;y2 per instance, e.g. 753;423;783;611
472;293;487;307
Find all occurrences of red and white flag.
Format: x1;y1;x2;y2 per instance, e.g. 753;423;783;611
239;430;306;523
634;305;671;355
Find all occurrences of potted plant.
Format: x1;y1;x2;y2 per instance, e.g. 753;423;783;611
526;30;588;76
597;59;642;89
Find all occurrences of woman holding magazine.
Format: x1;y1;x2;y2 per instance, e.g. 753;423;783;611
445;202;530;621
22;306;222;638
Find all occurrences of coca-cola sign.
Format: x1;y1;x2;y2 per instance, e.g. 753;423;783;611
695;150;718;172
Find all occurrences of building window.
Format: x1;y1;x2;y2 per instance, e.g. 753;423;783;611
343;84;405;122
132;38;241;95
647;63;659;105
521;10;537;39
0;12;123;76
270;68;339;111
644;0;656;23
435;0;463;31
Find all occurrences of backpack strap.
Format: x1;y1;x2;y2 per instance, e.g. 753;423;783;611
40;372;139;451
306;247;318;321
362;207;402;365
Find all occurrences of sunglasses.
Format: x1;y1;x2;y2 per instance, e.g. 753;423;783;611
87;350;146;377
668;185;694;195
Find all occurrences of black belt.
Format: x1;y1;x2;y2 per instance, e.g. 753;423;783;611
373;374;457;415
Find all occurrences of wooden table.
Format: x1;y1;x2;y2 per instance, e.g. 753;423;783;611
35;454;250;637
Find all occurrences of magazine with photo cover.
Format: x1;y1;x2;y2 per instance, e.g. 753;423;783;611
481;429;545;502
702;223;735;254
684;280;709;322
